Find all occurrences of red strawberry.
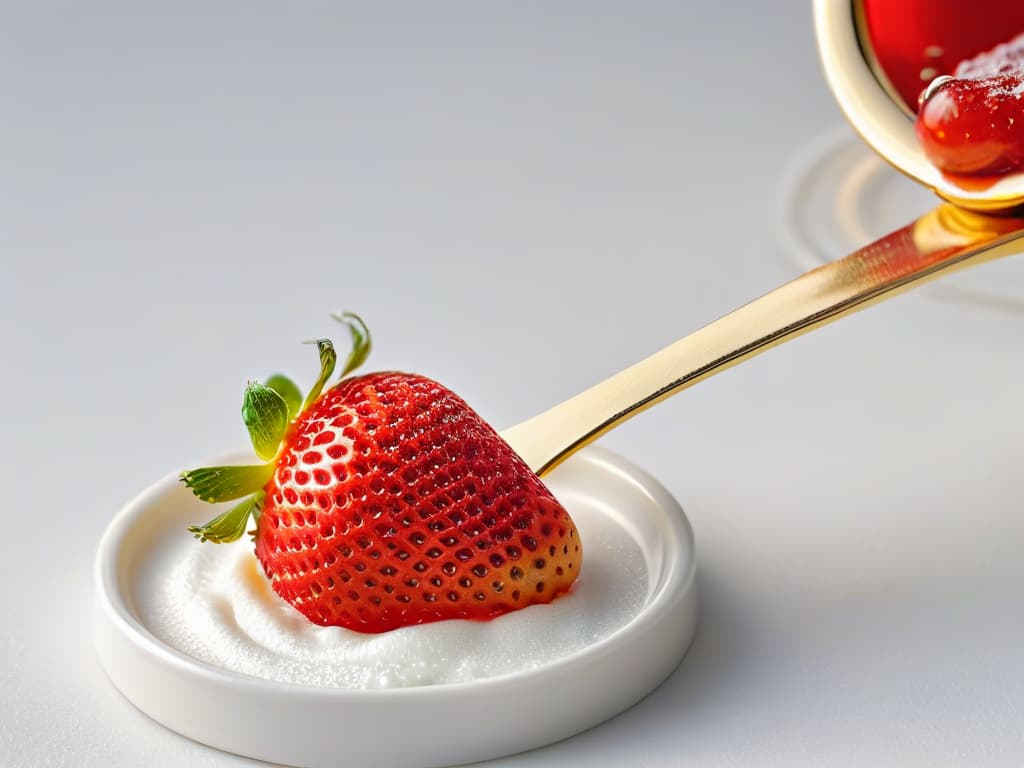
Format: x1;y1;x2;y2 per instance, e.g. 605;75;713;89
916;32;1024;177
181;314;582;633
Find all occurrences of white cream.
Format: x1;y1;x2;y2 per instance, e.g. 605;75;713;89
141;502;648;689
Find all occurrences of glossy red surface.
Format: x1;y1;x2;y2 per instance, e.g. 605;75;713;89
861;0;1024;109
915;33;1024;177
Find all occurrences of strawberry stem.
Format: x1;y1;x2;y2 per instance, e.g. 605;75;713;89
188;491;265;543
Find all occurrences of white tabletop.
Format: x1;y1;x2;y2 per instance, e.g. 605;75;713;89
5;2;1024;766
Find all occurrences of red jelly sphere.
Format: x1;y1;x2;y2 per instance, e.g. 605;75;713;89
916;34;1024;177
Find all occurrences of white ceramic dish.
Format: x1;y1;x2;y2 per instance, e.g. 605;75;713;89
94;445;697;768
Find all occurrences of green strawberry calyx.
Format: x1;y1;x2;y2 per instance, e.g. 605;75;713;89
181;311;371;543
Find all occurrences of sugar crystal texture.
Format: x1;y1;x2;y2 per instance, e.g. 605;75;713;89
141;499;648;688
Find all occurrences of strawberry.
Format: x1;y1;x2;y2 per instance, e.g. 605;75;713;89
916;32;1024;177
181;313;582;633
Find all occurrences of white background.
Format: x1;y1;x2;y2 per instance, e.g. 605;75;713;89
4;2;1024;766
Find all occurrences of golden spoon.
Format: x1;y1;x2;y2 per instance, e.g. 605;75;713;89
503;0;1024;476
816;0;1024;212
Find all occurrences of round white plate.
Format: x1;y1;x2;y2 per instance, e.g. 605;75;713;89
94;445;697;768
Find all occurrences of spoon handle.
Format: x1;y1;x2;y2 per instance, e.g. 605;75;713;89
502;204;1024;476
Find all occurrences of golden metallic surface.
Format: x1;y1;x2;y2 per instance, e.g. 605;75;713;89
851;0;914;119
503;206;1024;476
813;0;1024;212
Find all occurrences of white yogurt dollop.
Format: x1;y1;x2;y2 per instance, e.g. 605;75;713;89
142;502;648;689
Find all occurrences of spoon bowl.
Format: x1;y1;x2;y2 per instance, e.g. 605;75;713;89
814;0;1024;212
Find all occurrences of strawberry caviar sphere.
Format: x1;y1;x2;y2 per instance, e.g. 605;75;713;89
916;32;1024;177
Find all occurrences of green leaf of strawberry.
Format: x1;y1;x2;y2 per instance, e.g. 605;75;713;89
265;374;303;420
242;382;290;461
180;464;275;503
332;310;372;379
301;339;337;413
188;492;265;543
